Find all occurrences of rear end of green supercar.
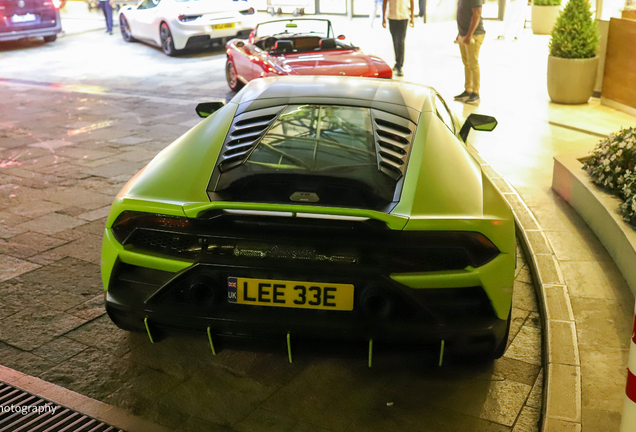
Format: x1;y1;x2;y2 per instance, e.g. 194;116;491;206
101;77;515;361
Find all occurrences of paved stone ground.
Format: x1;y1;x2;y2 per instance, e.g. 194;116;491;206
0;61;542;432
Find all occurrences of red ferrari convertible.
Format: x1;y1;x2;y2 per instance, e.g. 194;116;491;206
225;19;392;91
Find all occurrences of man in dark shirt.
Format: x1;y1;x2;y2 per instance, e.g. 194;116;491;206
454;0;485;104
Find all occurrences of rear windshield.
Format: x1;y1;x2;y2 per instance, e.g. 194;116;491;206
214;105;399;210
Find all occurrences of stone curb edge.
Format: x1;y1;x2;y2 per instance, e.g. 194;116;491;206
0;364;173;432
468;146;582;432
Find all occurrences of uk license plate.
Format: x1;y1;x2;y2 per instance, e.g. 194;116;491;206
212;22;235;31
11;13;37;23
228;277;354;311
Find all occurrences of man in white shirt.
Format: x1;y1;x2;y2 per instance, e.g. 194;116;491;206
382;0;415;77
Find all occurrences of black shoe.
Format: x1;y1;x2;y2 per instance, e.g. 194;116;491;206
465;93;480;104
392;65;397;71
453;90;471;100
396;68;404;77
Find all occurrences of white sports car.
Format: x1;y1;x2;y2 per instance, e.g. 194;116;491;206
118;0;257;56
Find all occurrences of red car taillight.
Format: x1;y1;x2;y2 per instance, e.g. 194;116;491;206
178;14;202;22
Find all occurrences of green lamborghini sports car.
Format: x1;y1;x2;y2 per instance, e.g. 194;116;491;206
101;76;515;360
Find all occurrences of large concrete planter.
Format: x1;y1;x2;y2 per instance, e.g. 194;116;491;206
553;152;636;295
531;4;561;34
547;55;599;104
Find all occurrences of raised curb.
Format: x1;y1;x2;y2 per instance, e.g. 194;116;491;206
553;151;636;296
469;147;581;432
0;364;172;432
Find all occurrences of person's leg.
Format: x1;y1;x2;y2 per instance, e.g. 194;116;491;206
466;33;484;94
458;40;472;93
99;1;108;28
105;1;113;32
388;20;399;69
389;19;407;70
370;0;379;26
397;19;407;69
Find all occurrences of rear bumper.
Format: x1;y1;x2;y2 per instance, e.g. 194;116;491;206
182;29;252;50
107;294;508;349
104;259;510;353
0;12;61;41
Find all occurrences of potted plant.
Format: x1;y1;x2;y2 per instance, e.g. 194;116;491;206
582;127;636;224
547;0;600;104
531;0;563;35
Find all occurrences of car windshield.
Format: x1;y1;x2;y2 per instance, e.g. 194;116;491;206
255;19;331;38
214;105;399;210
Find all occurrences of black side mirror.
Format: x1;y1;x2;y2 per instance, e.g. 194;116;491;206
459;113;497;142
196;101;225;118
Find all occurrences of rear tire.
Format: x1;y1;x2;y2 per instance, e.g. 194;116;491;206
226;59;244;92
43;35;57;42
491;311;512;359
160;22;180;56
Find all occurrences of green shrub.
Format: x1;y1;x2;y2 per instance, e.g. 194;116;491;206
549;0;599;58
583;127;636;224
534;0;562;6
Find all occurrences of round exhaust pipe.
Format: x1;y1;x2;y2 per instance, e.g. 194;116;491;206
361;287;393;319
188;274;219;306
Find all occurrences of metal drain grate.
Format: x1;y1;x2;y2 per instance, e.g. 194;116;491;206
0;382;124;432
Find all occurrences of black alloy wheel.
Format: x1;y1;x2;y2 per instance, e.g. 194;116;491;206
160;22;178;56
226;60;244;91
120;15;135;42
43;35;56;42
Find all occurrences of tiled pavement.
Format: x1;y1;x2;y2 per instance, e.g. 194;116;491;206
0;81;543;431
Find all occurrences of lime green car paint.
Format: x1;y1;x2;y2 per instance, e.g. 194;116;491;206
391;113;485;220
390;253;514;319
101;229;193;290
101;77;515;353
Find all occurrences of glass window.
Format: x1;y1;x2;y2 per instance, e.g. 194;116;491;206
138;0;160;9
248;105;375;172
255;19;331;38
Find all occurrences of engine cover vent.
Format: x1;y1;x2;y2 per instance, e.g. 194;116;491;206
371;110;416;181
218;106;283;173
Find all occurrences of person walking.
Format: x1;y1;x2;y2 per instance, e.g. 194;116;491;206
370;0;383;27
453;0;485;104
382;0;414;77
99;0;114;35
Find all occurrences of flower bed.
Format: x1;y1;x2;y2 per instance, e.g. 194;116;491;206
582;127;636;225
